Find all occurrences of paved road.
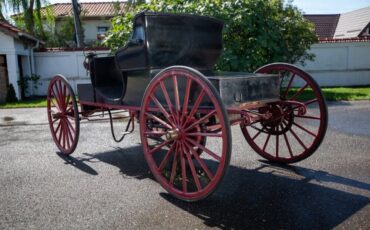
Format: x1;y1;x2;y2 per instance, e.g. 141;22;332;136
0;101;369;229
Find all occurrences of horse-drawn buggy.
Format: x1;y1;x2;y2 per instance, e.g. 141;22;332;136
47;12;328;201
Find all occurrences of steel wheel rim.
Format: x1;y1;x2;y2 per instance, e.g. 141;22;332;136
47;75;80;155
241;63;328;163
140;67;231;201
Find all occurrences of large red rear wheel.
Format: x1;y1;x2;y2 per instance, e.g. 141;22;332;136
240;63;328;163
47;75;80;155
140;66;231;201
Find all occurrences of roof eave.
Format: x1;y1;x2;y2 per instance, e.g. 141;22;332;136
18;32;45;45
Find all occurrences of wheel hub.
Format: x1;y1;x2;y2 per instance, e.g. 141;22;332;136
260;103;294;135
166;129;180;141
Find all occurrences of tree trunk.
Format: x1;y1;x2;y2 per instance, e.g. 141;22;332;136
71;0;84;48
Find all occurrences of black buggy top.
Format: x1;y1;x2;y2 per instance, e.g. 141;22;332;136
115;11;224;71
85;12;225;105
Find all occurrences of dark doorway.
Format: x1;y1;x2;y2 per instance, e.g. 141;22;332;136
0;55;9;103
17;55;25;100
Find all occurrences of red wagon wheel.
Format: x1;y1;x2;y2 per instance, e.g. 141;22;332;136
140;66;231;201
240;63;328;163
47;75;80;155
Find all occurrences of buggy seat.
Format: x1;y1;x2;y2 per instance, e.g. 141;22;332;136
88;56;126;104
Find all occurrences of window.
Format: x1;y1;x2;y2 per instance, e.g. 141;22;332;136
97;26;109;40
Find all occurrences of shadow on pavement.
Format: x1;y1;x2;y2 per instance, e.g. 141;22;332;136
56;146;370;229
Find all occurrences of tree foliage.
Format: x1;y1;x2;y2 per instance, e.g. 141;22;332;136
1;0;44;36
103;0;317;72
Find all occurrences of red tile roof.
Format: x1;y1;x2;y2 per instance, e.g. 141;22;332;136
41;2;127;18
318;37;370;43
304;14;340;38
0;20;42;43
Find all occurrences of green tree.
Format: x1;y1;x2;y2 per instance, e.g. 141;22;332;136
1;0;45;36
103;0;317;72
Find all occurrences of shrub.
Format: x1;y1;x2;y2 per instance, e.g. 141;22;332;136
6;84;18;103
103;0;317;72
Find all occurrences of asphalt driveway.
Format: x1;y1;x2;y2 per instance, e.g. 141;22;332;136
0;101;369;229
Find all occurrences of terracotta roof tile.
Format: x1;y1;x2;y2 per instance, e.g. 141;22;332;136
41;2;128;18
304;14;340;38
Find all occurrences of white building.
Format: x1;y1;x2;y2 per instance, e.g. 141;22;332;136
0;21;43;102
40;2;127;45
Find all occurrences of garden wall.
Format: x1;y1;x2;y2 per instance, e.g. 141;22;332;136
33;41;370;96
33;49;110;95
303;40;370;87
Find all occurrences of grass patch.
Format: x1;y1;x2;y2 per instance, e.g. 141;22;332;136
0;87;369;109
0;97;47;109
288;87;370;101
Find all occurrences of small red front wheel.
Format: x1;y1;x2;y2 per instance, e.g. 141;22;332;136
140;66;232;201
47;75;80;155
240;63;328;163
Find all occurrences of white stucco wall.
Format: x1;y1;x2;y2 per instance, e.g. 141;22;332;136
34;50;110;95
302;41;370;86
0;31;19;99
0;31;38;99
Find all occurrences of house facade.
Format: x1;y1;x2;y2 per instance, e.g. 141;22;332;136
0;21;43;102
302;6;370;87
41;2;127;45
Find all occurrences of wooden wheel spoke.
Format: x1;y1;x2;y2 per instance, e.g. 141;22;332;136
295;115;321;120
150;95;176;127
283;130;294;157
148;140;171;155
262;133;271;151
159;81;177;124
145;112;172;129
61;120;67;149
51;88;63;111
275;127;279;157
65;117;76;133
186;132;222;137
52;117;60;124
158;142;176;172
304;98;318;106
65;94;71;109
144;131;166;137
289;128;308;150
55;120;62;134
183;89;206;127
182;78;192;121
283;73;295;98
184;141;214;180
180;147;187;193
182;143;202;191
292;121;317;137
289;83;308;100
185;138;221;161
57;81;66;110
252;128;262;140
184;110;216;132
173;75;181;113
169;143;179;185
